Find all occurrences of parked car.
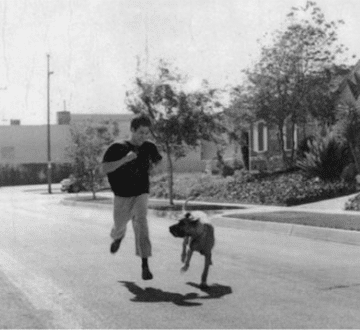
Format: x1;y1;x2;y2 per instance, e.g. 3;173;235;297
60;175;85;193
60;175;111;193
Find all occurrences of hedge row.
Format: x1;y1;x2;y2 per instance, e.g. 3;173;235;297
0;163;72;186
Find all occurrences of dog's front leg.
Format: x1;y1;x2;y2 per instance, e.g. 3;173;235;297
200;253;212;288
181;249;193;272
181;236;189;263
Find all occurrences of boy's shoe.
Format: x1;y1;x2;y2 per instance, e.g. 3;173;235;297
142;267;153;280
110;238;122;254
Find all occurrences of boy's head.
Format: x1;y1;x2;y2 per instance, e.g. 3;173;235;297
130;114;152;131
130;114;152;146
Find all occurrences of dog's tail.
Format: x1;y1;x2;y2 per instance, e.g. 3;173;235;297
183;195;197;212
188;211;210;224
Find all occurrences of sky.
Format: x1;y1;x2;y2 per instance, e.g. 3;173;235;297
0;0;359;125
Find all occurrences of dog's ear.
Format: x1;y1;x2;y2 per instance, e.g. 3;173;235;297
185;212;192;218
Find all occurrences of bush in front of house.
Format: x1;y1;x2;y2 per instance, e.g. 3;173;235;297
344;193;360;211
296;135;315;160
227;171;355;206
341;163;358;183
150;170;356;206
281;176;355;206
296;129;352;181
150;173;168;198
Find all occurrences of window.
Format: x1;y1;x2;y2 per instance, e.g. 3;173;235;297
283;122;298;151
253;121;268;153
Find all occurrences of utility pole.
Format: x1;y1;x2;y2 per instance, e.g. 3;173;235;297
47;54;54;194
248;128;252;172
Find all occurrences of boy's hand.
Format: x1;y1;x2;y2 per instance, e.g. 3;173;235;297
125;151;137;163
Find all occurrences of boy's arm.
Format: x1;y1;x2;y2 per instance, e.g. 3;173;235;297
149;144;163;175
102;151;137;174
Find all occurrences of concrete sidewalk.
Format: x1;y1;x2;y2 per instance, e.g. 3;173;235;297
289;192;359;213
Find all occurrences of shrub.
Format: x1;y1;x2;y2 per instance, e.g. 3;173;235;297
233;169;258;183
232;158;244;171
335;102;360;175
220;164;235;177
215;151;235;177
297;135;314;160
341;163;358;183
297;130;351;181
150;173;169;198
230;172;354;206
283;177;354;206
345;193;360;211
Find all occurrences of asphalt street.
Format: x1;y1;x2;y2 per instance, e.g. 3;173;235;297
1;185;360;328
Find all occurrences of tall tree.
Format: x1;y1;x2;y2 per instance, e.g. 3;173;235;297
126;59;224;205
243;0;352;168
67;120;119;199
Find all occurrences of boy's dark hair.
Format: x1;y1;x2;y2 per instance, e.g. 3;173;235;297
130;114;152;131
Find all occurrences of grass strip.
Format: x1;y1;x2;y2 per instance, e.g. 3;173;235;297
225;211;360;231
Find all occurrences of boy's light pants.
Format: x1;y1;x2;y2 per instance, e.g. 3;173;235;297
110;193;151;258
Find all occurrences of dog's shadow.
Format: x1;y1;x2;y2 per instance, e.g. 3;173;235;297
186;282;233;299
119;281;232;307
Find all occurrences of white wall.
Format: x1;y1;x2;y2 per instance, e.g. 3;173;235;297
0;125;71;164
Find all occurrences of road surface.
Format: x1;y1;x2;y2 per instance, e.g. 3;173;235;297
1;185;360;328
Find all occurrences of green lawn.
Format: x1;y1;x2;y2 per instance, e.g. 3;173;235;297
225;211;360;231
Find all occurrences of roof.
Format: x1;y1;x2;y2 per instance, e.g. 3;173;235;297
334;60;360;96
70;113;134;123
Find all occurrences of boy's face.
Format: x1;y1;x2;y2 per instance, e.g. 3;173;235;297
131;125;150;146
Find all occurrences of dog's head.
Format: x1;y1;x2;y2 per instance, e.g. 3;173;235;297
169;212;204;238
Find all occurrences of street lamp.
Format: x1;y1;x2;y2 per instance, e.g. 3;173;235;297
47;54;54;194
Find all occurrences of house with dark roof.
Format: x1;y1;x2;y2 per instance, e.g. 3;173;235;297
222;62;357;173
334;60;360;106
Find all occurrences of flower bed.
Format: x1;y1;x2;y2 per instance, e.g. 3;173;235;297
150;170;357;206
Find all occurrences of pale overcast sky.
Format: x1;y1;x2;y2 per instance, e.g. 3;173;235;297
0;0;359;125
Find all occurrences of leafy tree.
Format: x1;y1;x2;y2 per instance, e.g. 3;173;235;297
242;0;352;168
126;59;224;205
67;120;119;199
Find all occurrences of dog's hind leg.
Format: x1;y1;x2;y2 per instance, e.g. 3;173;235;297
181;249;193;272
200;254;212;287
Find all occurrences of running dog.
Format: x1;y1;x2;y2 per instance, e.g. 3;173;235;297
169;198;215;288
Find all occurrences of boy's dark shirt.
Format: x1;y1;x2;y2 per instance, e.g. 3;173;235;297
102;140;162;197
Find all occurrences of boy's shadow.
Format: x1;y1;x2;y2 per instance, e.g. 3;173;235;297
119;281;232;307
